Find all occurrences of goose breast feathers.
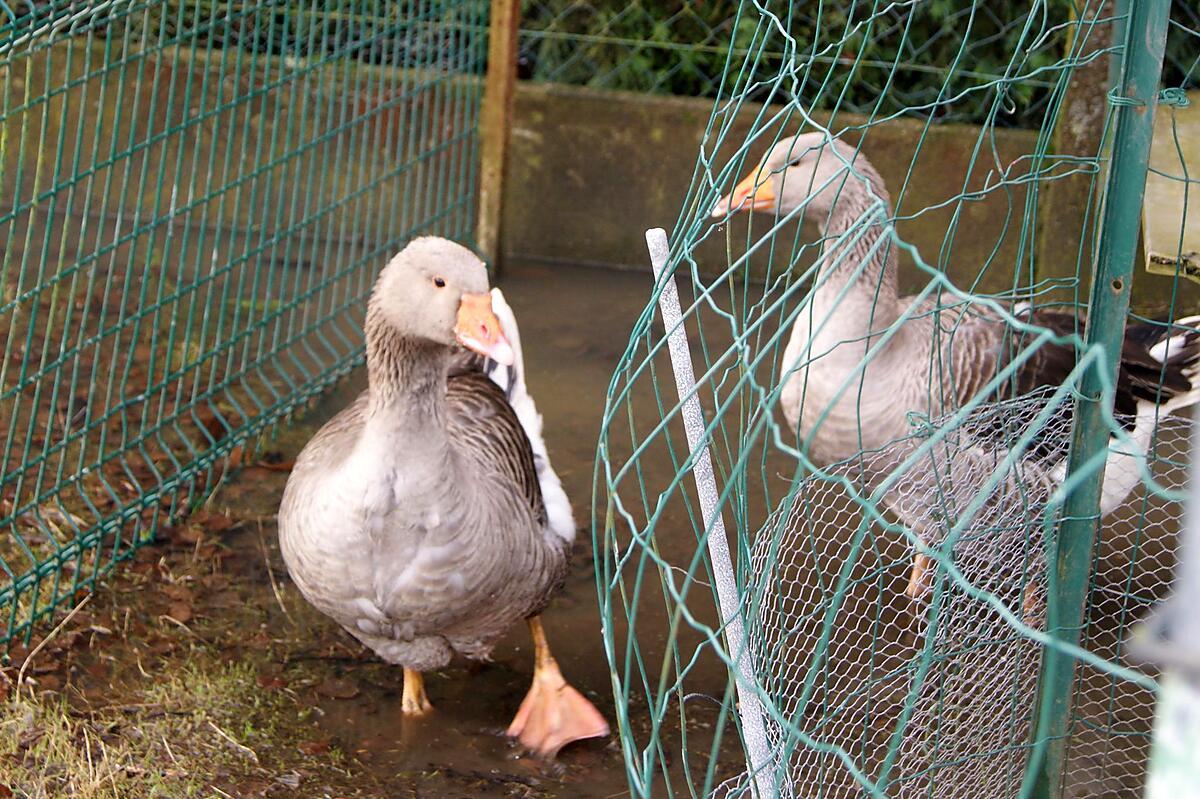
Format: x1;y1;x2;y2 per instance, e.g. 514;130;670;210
277;241;570;672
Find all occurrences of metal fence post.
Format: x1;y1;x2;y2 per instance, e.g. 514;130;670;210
1028;2;1174;797
477;0;520;273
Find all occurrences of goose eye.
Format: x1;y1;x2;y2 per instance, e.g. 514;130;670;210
432;276;446;288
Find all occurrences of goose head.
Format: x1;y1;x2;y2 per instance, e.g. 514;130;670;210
370;237;514;365
710;133;870;220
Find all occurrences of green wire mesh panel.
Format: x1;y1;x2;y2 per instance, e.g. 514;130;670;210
0;0;487;646
595;1;1196;796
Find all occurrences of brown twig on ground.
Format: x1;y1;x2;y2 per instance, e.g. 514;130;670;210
257;519;296;627
16;594;92;694
207;719;260;764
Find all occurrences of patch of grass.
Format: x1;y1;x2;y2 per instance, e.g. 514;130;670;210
0;655;348;798
0;450;612;798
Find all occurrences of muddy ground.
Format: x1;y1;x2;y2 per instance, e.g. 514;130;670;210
0;256;1177;798
0;260;668;798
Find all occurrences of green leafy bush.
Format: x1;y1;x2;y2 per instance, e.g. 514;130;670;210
518;0;1200;128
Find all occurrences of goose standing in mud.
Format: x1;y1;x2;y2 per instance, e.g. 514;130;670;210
277;237;607;757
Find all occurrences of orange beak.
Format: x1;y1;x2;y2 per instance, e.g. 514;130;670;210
711;166;777;218
454;292;514;366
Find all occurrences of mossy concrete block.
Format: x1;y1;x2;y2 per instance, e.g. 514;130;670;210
502;82;1042;297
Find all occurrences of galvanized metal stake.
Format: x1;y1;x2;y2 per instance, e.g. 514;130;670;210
1028;2;1174;796
645;228;777;798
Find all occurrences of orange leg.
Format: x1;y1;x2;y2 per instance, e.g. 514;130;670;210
506;616;609;758
1022;582;1043;629
906;552;932;600
402;667;433;716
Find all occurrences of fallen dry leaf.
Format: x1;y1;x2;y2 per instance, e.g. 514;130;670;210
226;445;249;468
147;637;177;656
32;658;62;674
199;573;231;590
161;584;194;603
170;525;205;546
193;510;235;533
257;674;286;691
67;611;94;628
297;739;331;756
81;686;108;705
35;674;62;692
207;589;245;610
6;644;29;665
194;406;231;444
232;777;272;797
166;602;193;624
195;543;222;561
133;546;163;564
129;560;158;577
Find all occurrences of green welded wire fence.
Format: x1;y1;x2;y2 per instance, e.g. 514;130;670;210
519;0;1199;128
594;1;1199;798
0;0;488;647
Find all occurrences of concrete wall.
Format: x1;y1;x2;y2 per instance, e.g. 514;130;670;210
500;82;1199;313
500;83;1042;296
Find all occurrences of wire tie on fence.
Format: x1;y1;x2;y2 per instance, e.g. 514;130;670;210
1107;87;1191;109
1158;88;1190;108
906;410;935;436
1106;88;1145;108
996;83;1017;116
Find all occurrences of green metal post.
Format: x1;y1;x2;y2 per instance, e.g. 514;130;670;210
1029;2;1173;797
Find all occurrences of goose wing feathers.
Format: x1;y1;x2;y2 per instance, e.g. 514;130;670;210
995;310;1200;414
947;308;1200;465
445;370;547;529
447;347;514;400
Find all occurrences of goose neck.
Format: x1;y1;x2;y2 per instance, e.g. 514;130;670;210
811;184;900;328
364;306;449;435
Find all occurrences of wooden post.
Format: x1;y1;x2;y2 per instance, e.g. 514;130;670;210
1033;2;1117;304
477;0;521;274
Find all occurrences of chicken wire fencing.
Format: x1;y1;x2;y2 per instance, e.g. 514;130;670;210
0;0;487;647
595;1;1198;798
